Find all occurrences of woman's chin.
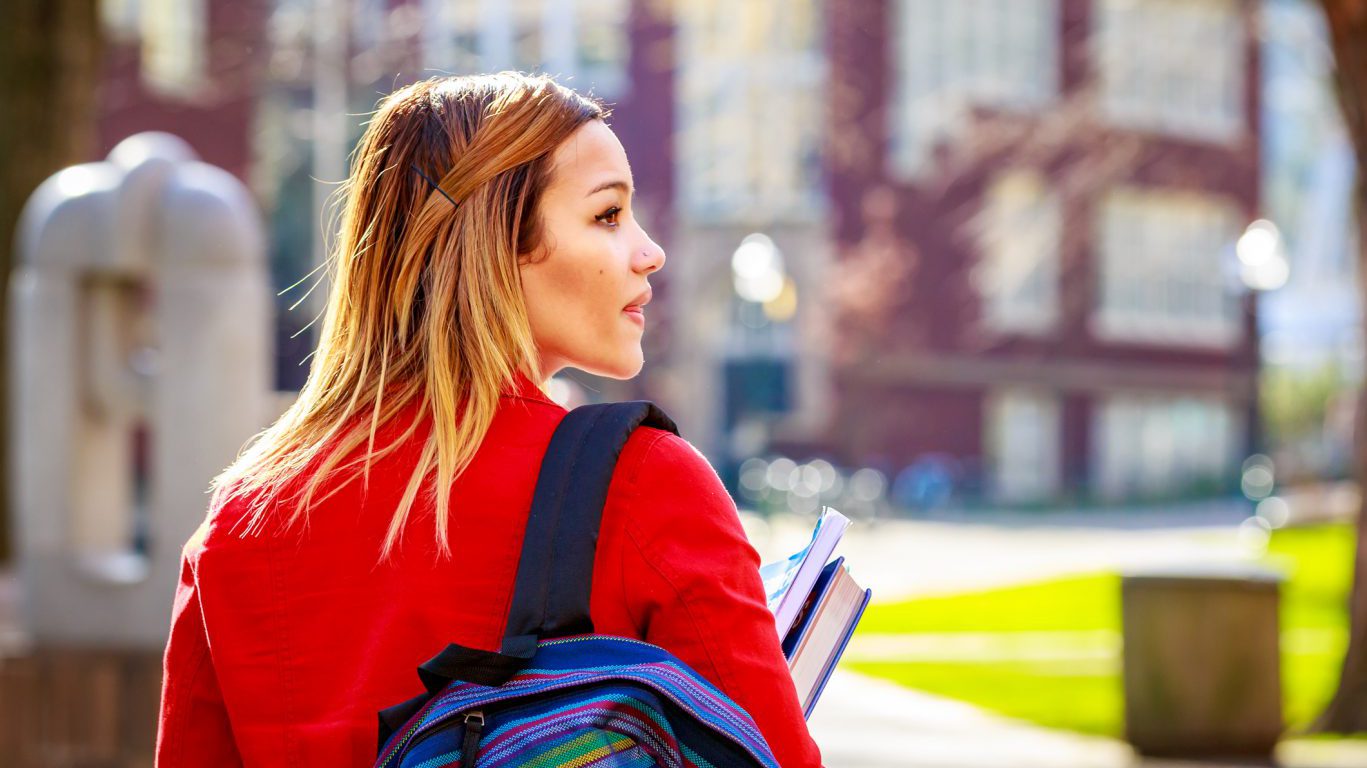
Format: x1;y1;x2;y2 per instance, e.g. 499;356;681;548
579;348;644;381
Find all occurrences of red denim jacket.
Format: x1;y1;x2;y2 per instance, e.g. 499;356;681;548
155;371;823;767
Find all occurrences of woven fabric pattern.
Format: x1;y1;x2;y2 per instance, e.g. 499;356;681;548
376;636;779;768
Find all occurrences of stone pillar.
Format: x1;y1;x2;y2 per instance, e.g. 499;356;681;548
9;131;272;649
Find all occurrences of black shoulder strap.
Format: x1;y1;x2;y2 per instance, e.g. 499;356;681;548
502;400;679;650
396;400;678;703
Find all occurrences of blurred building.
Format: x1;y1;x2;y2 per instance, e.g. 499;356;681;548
88;0;1270;508
96;0;269;183
582;0;1264;509
814;0;1263;508
256;0;1265;508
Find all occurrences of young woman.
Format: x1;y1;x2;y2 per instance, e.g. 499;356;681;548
155;72;824;767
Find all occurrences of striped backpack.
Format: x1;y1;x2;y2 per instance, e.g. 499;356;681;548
374;401;781;768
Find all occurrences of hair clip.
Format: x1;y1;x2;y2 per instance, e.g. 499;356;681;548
411;164;458;208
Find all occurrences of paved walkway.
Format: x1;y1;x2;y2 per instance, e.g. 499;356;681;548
742;506;1268;603
808;669;1130;767
809;668;1367;768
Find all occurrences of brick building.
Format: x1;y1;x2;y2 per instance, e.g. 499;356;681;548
817;0;1262;505
97;0;1263;506
96;0;269;183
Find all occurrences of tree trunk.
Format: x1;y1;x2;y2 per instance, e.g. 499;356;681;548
1316;0;1367;733
0;1;102;563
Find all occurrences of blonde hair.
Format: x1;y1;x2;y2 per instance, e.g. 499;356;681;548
212;72;606;559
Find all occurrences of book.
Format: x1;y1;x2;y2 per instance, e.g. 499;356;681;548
782;557;872;718
758;507;871;718
780;556;843;659
759;508;851;639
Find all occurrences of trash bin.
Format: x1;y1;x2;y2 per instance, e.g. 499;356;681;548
1121;563;1285;759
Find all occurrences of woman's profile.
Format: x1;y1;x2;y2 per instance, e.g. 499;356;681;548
155;72;823;767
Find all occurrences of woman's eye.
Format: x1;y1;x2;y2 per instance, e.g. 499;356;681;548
595;206;621;228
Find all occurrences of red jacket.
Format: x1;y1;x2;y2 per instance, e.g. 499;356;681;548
156;370;824;767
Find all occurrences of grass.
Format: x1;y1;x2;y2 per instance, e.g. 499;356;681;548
847;523;1357;738
856;572;1121;634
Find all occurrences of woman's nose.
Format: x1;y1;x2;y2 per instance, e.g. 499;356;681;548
635;235;666;274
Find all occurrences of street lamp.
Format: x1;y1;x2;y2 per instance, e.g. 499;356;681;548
723;233;797;499
1237;219;1290;292
732;233;786;303
1237;218;1290;552
731;232;799;323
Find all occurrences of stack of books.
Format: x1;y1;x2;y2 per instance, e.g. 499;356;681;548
759;507;871;718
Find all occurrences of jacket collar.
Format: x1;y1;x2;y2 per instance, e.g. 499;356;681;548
502;368;557;405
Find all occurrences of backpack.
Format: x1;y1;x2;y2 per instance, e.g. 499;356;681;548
374;401;782;768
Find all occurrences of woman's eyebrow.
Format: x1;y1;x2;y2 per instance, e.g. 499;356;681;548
586;179;633;198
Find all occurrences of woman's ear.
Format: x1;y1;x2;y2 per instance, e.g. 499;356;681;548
517;247;547;268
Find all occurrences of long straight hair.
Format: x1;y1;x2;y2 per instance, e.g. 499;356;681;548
211;72;605;559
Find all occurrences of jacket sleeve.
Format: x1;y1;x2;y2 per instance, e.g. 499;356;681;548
156;540;243;767
620;432;824;768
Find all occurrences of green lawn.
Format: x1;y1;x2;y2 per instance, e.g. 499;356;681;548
848;523;1357;738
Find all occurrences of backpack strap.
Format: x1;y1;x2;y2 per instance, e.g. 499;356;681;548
502;400;679;650
403;400;678;695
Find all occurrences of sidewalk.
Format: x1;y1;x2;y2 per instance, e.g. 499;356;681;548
809;668;1367;768
808;668;1130;768
742;507;1269;602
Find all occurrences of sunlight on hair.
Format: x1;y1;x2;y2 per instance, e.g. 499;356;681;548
208;72;607;562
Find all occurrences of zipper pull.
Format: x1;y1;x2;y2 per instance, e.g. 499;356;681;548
461;710;485;767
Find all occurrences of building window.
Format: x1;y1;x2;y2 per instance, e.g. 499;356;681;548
986;389;1062;504
890;0;1060;178
1096;0;1245;141
1092;393;1241;501
678;0;825;221
1094;187;1244;347
141;0;207;96
974;170;1061;335
421;0;628;99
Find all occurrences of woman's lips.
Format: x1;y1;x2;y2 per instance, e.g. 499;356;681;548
623;307;645;325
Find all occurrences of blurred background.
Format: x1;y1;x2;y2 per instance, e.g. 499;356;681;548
1;0;1366;766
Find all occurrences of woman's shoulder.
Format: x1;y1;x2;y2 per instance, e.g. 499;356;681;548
180;483;281;566
617;426;721;489
612;425;739;543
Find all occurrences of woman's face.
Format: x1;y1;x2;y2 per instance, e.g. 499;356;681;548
519;120;666;382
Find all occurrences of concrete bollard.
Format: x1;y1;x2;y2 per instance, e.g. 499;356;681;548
1121;563;1285;759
